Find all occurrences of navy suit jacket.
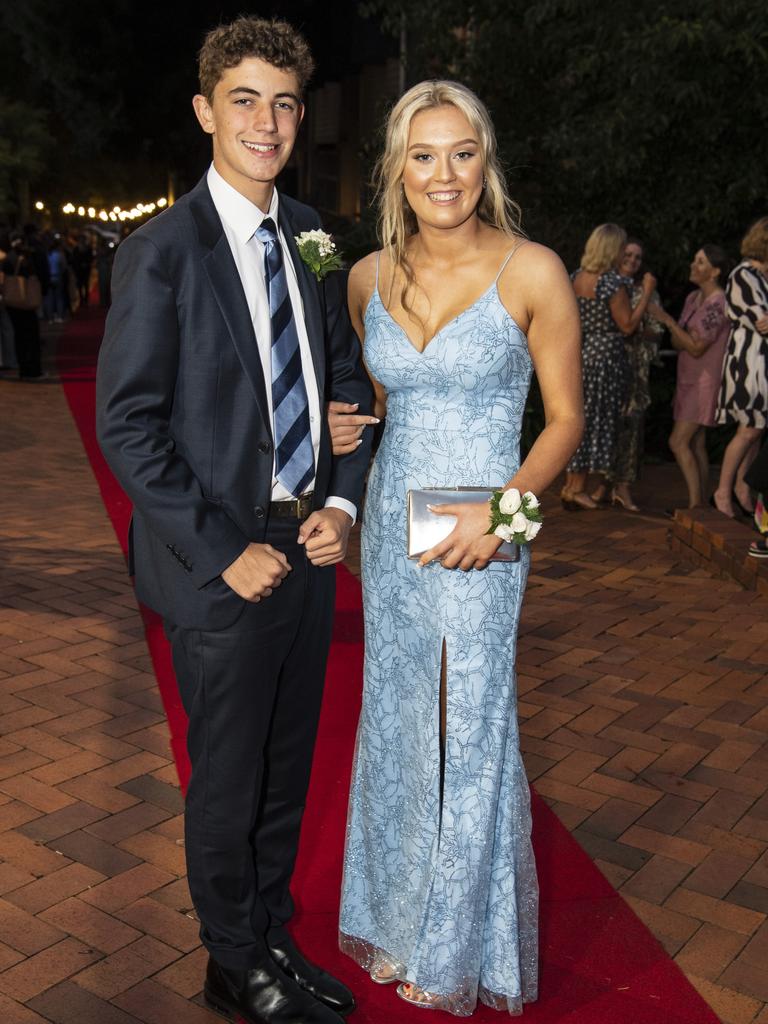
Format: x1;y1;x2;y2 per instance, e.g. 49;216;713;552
96;175;373;629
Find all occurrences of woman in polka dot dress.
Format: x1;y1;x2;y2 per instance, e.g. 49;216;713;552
561;223;656;509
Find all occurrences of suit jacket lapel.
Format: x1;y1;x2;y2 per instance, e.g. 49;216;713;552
279;204;326;401
189;180;272;429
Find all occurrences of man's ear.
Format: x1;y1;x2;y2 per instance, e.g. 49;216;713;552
193;94;215;135
297;102;305;129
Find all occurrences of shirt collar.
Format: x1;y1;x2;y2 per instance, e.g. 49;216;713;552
206;163;280;245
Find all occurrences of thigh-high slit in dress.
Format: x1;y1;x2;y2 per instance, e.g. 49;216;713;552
339;250;539;1016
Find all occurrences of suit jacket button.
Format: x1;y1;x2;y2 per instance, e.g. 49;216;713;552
257;441;271;455
253;506;265;519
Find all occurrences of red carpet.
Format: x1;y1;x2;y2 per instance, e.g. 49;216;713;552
57;311;720;1023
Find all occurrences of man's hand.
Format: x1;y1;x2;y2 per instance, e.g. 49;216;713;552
298;507;353;566
327;400;379;455
221;542;291;601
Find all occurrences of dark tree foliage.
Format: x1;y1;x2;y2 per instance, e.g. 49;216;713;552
363;0;768;276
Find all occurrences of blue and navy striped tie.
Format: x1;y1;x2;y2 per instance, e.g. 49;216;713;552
255;218;315;497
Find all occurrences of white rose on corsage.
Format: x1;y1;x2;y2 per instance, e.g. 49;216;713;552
295;230;343;281
486;487;543;546
524;519;542;541
499;487;522;515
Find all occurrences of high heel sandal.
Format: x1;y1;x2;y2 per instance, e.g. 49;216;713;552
708;494;735;519
611;490;640;512
560;490;599;511
397;982;439;1010
732;491;754;518
369;959;399;985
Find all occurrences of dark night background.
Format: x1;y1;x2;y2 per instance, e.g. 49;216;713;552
3;1;766;455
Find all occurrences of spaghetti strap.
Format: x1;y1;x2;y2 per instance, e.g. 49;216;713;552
495;239;528;284
375;250;381;289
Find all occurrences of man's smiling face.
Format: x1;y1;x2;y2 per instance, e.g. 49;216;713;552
193;57;304;206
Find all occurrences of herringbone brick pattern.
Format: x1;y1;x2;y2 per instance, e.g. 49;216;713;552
1;334;767;1022
346;476;768;1024
0;351;218;1023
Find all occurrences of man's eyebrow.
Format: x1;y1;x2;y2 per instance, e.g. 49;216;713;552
227;86;301;103
407;137;478;151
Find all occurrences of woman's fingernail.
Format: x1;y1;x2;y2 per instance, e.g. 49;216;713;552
356;439;363;446
426;504;435;511
372;418;381;423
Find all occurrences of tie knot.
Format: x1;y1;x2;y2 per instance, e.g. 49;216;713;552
255;218;278;246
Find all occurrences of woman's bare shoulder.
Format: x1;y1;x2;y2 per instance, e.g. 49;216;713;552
500;240;571;301
348;251;379;291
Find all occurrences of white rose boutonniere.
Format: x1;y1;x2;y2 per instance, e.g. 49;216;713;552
295;229;343;281
486;488;543;546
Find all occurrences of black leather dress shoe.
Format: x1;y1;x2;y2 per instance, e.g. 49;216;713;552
204;956;344;1024
267;933;356;1016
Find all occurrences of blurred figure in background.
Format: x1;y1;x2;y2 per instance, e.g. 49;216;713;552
0;233;44;380
45;238;67;323
593;237;663;511
650;246;731;508
96;236;114;308
561;223;655;510
0;230;18;371
712;217;768;517
72;234;93;307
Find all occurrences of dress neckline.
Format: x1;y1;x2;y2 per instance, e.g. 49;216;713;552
376;281;497;355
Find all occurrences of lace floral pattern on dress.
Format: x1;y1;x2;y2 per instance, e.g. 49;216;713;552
339;272;539;1017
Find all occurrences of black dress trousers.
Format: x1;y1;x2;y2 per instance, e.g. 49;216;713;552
166;516;335;970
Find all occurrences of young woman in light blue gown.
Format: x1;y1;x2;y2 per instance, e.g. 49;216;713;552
330;81;583;1016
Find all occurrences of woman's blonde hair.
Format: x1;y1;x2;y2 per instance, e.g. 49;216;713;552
374;80;523;314
740;216;768;263
581;223;627;274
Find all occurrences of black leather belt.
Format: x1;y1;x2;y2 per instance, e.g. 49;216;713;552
269;492;314;521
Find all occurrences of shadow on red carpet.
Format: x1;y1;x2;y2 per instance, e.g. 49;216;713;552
57;310;721;1023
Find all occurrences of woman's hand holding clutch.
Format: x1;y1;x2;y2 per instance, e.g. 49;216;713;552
418;501;501;571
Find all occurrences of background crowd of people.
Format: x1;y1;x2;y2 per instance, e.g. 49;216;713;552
0;225;115;380
560;216;768;556
3;208;768;554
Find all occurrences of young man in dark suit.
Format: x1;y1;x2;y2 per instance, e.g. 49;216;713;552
96;17;372;1024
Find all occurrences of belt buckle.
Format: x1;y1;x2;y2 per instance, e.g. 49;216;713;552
296;493;313;519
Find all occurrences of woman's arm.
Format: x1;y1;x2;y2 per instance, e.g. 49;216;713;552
328;253;384;455
420;243;584;569
609;272;656;335
649;298;725;359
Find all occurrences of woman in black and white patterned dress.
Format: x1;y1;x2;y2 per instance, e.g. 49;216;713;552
712;217;768;518
561;223;656;510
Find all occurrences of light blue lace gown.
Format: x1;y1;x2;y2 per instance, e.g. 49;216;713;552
339;251;539;1017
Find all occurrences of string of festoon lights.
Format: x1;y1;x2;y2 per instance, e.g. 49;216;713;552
33;197;169;223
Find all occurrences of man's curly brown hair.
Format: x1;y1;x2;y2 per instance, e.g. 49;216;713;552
198;16;315;101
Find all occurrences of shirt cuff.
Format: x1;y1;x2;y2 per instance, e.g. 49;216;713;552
325;496;357;525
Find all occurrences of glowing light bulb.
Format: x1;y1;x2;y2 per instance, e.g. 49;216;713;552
35;201;44;211
77;206;85;216
99;211;108;221
109;212;117;221
87;206;96;218
157;197;168;208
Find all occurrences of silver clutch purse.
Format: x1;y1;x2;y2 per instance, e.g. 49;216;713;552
406;487;520;562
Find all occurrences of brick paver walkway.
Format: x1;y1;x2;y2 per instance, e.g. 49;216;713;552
1;329;767;1024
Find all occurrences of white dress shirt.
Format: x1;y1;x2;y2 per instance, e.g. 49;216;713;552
207;165;355;522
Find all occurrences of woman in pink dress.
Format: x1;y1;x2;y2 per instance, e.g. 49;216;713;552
650;245;731;508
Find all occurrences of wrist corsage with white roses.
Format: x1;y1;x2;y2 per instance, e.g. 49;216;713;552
295;230;343;281
486;488;543;545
